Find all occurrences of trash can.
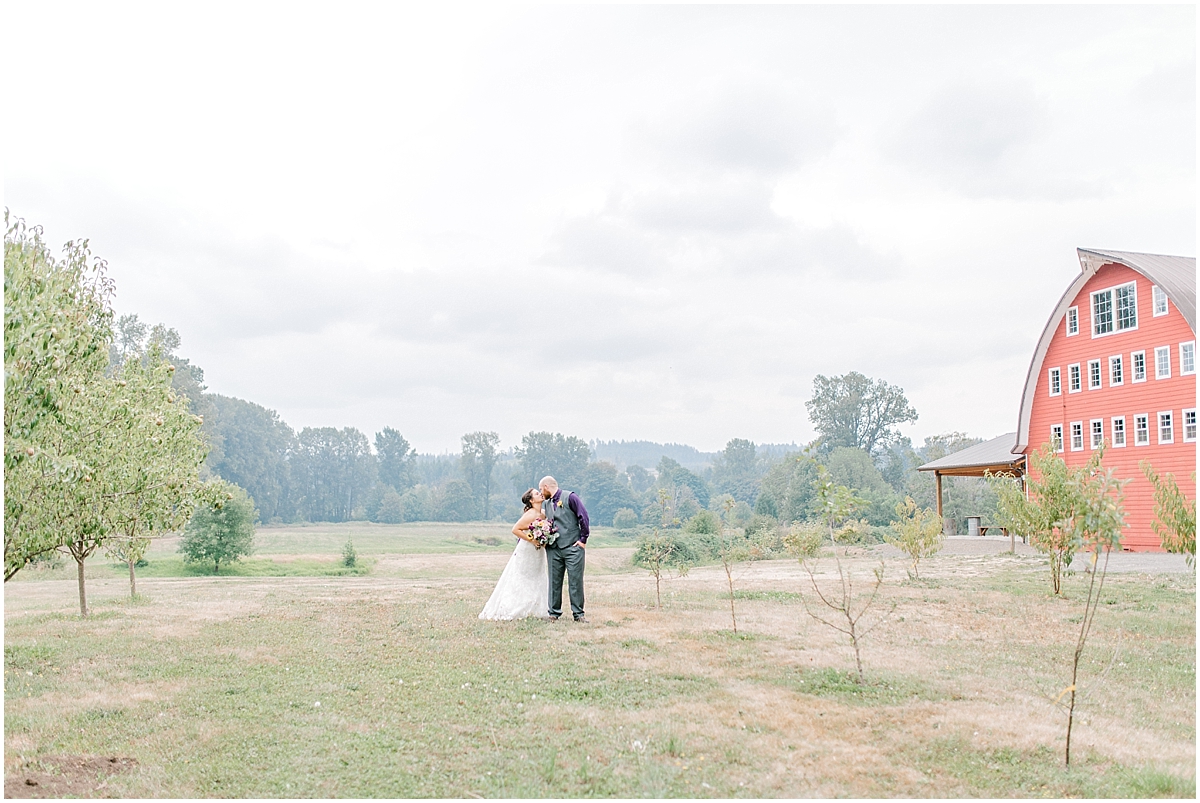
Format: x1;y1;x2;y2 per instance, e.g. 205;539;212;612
966;516;981;537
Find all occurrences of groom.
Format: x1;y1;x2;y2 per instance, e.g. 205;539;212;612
539;476;589;622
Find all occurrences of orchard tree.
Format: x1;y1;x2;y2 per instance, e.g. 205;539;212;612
991;446;1080;595
461;431;500;518
180;481;257;573
632;530;696;609
806;372;918;455
4;212;114;580
1141;462;1196;567
885;497;945;579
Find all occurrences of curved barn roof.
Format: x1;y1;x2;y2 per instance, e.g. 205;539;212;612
1014;248;1197;453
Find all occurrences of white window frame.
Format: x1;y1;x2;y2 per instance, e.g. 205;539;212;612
1158;411;1174;444
1134;414;1150;446
1068;363;1082;393
1155;346;1171;379
1132;350;1146;383
1111;416;1126;448
1066;306;1079;336
1091;281;1138;338
1184;409;1197;443
1180;341;1195;376
1050;424;1064;453
1088;359;1102;390
1048;367;1061;396
1090;419;1104;450
1070;421;1084;452
1109;355;1124;386
1152;285;1168;316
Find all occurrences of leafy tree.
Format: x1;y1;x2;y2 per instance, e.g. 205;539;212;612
991;445;1080;595
796;463;889;683
100;344;212;598
656;456;710;507
375;487;406;523
885;497;945;579
1141;463;1196;567
632;530;697;609
641;484;699;528
461;431;500;518
578;461;638;526
4;212;114;580
806;372;918;455
291;427;376;521
204;394;295;522
376;427;417;492
710;438;761;504
684;509;721;535
826;446;901;526
431;479;479;522
625;465;655;495
613;508;639;530
755;453;821;523
179;481;257;573
514;431;590;489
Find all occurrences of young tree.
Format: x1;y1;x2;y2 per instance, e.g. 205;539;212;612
460;431;500;519
1140;462;1196;567
4;213;115;580
796;463;889;683
805;372;918;455
992;446;1079;595
885;497;945;579
632;530;697;609
716;499;752;633
180;482;257;573
100;345;212;598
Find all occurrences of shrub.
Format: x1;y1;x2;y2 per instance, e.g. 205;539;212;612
684;510;721;535
613;508;639;530
784;522;824;558
342;538;358;568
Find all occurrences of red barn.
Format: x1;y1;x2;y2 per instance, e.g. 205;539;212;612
1016;248;1196;550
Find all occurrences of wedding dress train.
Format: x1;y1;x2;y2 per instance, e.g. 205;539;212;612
479;538;548;620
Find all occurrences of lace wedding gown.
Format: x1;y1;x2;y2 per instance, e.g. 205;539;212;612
479;536;548;620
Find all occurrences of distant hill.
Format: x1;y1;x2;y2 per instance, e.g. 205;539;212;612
589;440;804;473
589;440;716;472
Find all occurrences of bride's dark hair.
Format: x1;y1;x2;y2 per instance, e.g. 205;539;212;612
521;488;537;511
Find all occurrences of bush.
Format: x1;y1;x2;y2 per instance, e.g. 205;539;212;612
613;508;639;530
684;510;721;535
342;538;358;568
784;522;824;558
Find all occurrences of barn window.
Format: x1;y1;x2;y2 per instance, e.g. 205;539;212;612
1048;367;1061;396
1050;424;1064;453
1155;346;1171;379
1158;412;1174;444
1068;363;1081;393
1134;414;1150;446
1088;360;1102;389
1070;422;1084;451
1132;351;1146;382
1109;355;1123;386
1181;342;1195;375
1090;419;1104;449
1152;285;1168;316
1184;410;1197;443
1091;282;1137;336
1066;307;1079;336
1111;416;1126;447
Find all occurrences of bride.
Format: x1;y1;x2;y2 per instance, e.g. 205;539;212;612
478;488;550;620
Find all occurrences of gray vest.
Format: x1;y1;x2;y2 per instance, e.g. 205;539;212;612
548;491;582;549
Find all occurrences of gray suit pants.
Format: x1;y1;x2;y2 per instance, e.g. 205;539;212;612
546;543;585;619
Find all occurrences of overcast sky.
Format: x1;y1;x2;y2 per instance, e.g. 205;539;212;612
6;4;1195;455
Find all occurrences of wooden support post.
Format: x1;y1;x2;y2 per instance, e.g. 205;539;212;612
935;471;945;534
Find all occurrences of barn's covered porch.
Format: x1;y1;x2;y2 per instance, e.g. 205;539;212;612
917;432;1025;540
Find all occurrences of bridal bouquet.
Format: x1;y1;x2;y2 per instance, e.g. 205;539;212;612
528;518;557;548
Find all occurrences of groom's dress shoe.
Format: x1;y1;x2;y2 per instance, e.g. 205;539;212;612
574;616;589;623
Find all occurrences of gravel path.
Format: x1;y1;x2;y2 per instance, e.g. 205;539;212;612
876;535;1194;573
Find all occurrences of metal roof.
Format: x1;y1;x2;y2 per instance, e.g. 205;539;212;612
1015;248;1197;452
917;432;1023;472
1077;248;1196;331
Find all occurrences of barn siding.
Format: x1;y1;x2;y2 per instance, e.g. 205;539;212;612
1027;263;1196;551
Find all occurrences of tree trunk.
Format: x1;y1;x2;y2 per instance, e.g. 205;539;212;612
76;554;88;617
128;558;137;598
214;558;220;574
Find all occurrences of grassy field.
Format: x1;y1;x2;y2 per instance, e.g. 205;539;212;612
4;522;1195;797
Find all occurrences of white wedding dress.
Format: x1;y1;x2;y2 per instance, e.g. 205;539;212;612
479;536;549;620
